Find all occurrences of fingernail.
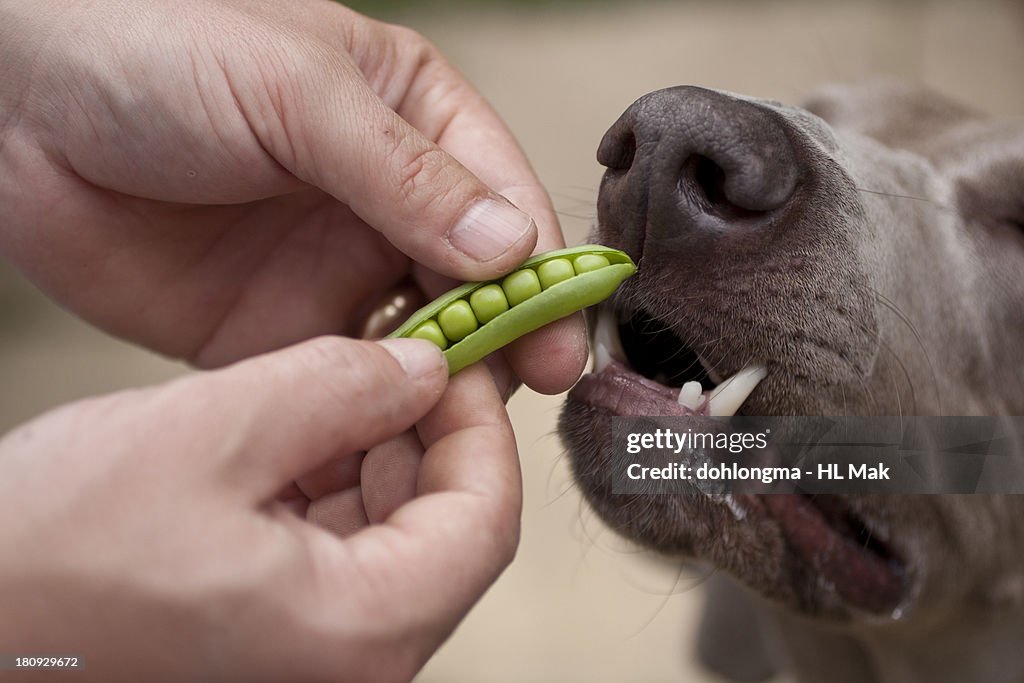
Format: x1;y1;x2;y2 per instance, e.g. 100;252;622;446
378;338;446;379
448;197;535;262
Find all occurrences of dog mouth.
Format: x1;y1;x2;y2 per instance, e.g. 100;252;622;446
582;304;767;416
565;300;910;617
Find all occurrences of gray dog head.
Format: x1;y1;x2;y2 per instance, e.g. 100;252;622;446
559;80;1024;641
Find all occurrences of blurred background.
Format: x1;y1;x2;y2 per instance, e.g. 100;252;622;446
3;0;1023;680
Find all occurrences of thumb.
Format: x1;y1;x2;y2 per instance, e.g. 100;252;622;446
175;337;448;501
242;45;538;281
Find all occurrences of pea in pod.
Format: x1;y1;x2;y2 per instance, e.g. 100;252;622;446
387;245;637;375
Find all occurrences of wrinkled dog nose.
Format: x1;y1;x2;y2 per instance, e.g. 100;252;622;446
598;86;801;255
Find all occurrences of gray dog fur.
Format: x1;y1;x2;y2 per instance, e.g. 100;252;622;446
558;80;1024;683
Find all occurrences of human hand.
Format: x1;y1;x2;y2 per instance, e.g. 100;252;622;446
0;337;520;682
0;0;587;393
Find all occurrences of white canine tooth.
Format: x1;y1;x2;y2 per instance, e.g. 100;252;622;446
677;381;704;410
592;310;625;372
708;365;768;417
594;341;612;373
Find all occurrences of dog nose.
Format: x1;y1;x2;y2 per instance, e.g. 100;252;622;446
597;86;801;253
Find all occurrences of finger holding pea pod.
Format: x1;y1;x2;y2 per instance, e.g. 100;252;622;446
388;245;637;375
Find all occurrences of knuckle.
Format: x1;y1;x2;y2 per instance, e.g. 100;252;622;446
385;24;444;69
494;520;521;569
288;336;395;404
389;25;431;52
295;337;377;380
293;336;360;372
478;494;522;569
393;141;454;206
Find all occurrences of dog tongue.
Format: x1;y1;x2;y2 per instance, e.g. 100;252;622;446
763;495;905;614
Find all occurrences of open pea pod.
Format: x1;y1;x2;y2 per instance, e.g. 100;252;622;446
388;245;637;375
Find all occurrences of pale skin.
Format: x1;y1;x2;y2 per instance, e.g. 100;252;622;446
0;0;587;679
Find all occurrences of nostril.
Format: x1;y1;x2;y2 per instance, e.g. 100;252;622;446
680;155;762;220
599;86;804;253
692;155;728;207
598;129;636;172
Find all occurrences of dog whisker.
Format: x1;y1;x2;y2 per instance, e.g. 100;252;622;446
625;562;718;640
855;186;955;211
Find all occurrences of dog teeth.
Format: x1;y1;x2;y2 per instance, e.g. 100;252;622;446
591;304;766;416
593;309;626;372
708;365;768;417
677;381;704;410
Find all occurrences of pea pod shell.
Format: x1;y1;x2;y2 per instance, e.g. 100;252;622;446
388;245;636;375
444;261;633;373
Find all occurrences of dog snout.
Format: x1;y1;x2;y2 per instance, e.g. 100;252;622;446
598;86;802;255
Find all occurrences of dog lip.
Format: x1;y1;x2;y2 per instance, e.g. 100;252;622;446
760;494;909;616
571;360;710;416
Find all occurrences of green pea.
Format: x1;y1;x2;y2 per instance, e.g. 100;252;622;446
537;258;575;289
502;268;542;306
388;245;636;375
410;320;448;350
469;284;509;324
572;253;610;274
437;300;478;342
